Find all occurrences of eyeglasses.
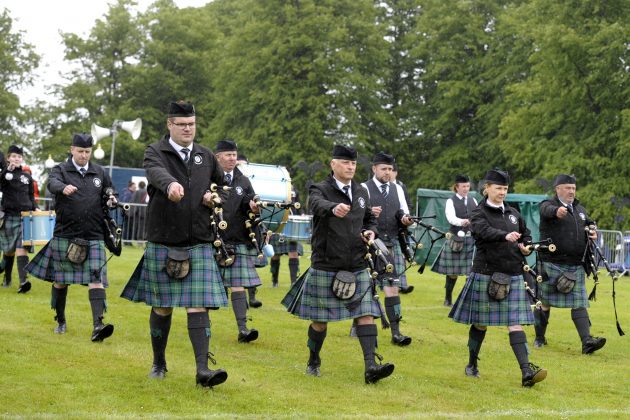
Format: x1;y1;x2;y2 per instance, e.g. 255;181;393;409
171;122;196;128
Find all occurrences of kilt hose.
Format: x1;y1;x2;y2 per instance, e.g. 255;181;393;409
431;236;474;276
449;272;534;326
269;234;304;256
281;267;381;322
25;237;109;286
218;244;262;288
377;242;409;289
121;242;228;309
538;261;589;309
0;215;24;252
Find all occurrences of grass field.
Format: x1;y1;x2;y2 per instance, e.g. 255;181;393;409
1;245;629;419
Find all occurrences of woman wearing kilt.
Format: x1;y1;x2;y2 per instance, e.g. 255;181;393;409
0;145;37;293
121;101;229;388
449;169;547;387
431;175;477;306
535;174;606;354
214;139;262;342
281;145;395;384
25;134;115;342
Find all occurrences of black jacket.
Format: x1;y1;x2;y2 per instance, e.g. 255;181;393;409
471;199;531;275
0;166;36;215
144;135;225;246
48;159;113;240
309;175;378;271
539;196;589;265
221;167;257;246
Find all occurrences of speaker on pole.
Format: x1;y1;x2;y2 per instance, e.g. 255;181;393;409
91;124;112;141
119;118;142;140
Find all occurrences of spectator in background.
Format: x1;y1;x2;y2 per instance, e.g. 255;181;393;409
120;181;137;241
131;181;148;241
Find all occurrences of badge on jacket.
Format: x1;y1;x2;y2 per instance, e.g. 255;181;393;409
93;178;102;188
358;197;365;208
508;214;517;224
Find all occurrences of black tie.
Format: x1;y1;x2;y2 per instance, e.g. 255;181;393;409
342;185;350;198
225;173;232;185
381;183;388;198
567;203;573;213
181;148;189;162
79;168;86;177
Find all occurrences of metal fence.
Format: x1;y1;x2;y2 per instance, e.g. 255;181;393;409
596;229;628;276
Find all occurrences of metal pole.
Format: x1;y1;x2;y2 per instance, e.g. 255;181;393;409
109;126;117;178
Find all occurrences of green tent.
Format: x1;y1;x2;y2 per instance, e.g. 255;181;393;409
412;189;549;269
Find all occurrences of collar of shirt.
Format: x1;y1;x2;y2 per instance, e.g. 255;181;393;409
224;171;234;179
71;159;88;173
456;193;467;201
485;200;504;212
168;138;192;157
558;199;572;208
333;177;351;193
371;176;389;189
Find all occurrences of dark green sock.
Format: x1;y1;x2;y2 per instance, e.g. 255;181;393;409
89;288;107;326
307;325;327;366
509;330;530;369
571;307;591;342
150;309;172;367
356;324;378;369
187;311;211;372
468;325;486;367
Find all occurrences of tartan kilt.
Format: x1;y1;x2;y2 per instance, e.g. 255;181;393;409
254;254;267;267
269;234;304;256
120;242;228;309
538;261;589;308
449;272;534;326
219;244;262;288
281;267;381;322
431;236;474;276
377;243;409;289
0;215;23;252
25;237;109;286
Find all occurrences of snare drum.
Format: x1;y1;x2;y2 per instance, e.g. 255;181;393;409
21;210;56;246
282;215;312;241
238;163;292;232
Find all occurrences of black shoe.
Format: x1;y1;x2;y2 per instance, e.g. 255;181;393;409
272;281;278;288
91;323;114;342
534;337;547;348
365;363;395;384
54;322;67;334
238;328;259;343
399;286;414;294
196;367;228;388
582;336;606;355
443;299;453;307
148;364;168;379
17;281;31;294
391;334;412;346
306;364;321;377
249;299;263;308
521;363;547;387
465;364;480;378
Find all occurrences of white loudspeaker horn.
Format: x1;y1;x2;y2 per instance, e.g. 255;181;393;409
119;118;142;140
91;124;112;141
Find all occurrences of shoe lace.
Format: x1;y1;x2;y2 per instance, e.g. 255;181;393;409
207;351;217;365
374;352;384;364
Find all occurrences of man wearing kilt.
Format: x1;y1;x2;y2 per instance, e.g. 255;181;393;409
121;101;229;388
0;145;37;293
360;152;413;346
26;134;115;341
431;175;478;307
281;145;395;384
534;174;606;354
214;139;261;343
449;169;547;387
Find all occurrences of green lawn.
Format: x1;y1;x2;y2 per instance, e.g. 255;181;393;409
1;245;629;419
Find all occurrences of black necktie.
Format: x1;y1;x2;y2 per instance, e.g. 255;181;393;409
181;148;189;162
79;168;86;177
342;185;350;198
567;203;573;213
225;173;232;185
381;183;388;198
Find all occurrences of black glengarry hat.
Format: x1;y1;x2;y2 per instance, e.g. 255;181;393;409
372;151;395;165
455;174;470;183
168;101;195;117
72;133;94;148
483;169;509;186
553;174;576;187
7;145;23;155
332;145;357;161
215;139;238;153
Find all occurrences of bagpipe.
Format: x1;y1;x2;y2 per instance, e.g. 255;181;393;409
252;194;301;235
245;208;270;259
520;239;556;310
207;183;234;267
582;224;624;336
398;214;452;274
101;187;128;256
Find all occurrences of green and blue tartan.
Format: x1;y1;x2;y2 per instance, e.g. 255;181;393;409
281;267;381;322
538;261;589;308
0;216;23;252
377;242;409;289
25;237;108;286
218;244;262;288
449;272;534;326
431;236;474;276
121;242;228;309
269;234;304;256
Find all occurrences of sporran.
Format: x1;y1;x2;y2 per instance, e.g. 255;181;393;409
331;270;357;300
488;272;511;301
165;247;190;279
66;238;89;264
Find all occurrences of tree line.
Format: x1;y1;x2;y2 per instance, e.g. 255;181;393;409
1;0;629;228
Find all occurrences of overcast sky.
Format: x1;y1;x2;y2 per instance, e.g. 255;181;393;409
4;0;209;106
